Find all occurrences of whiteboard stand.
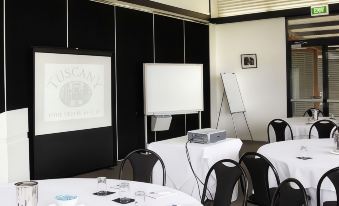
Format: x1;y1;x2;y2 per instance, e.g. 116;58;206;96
220;73;253;141
144;112;202;147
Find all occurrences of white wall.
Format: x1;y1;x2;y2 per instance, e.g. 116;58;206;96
210;18;287;141
151;0;210;15
0;108;30;183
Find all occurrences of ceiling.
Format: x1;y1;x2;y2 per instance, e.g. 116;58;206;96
217;0;339;17
288;15;339;40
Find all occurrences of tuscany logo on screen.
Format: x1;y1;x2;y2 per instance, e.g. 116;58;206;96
44;64;105;121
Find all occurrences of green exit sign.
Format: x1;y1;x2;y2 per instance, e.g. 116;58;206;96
311;5;329;16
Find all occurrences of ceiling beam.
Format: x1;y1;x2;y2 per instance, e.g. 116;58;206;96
293;29;339;36
289;21;339;30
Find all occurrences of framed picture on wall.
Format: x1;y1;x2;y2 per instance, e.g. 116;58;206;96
241;54;257;69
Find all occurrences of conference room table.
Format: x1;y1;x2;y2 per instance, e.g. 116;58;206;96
258;138;339;206
0;178;202;206
148;136;242;201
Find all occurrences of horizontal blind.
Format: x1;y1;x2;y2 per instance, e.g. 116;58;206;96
329;50;339;116
291;50;323;116
217;0;339;17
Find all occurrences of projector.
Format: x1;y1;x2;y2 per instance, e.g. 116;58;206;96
187;128;226;144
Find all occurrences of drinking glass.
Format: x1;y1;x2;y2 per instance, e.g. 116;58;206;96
97;177;107;196
334;133;339;150
15;181;38;206
299;146;308;158
134;191;145;206
119;182;130;203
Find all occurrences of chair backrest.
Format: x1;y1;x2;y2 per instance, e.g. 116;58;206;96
267;119;293;142
271;178;308;206
119;149;166;186
303;108;324;117
308;120;337;139
239;152;281;206
317;167;339;206
201;159;248;206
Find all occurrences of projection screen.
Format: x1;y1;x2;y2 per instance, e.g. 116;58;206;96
34;48;112;136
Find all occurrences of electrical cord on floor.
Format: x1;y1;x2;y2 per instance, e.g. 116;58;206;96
185;140;213;201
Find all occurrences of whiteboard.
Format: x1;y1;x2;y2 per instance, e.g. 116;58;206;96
144;63;204;115
221;73;245;113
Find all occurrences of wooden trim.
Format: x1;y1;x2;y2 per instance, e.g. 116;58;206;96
119;0;210;20
210;3;339;24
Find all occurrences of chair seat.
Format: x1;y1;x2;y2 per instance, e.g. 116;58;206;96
323;201;337;206
248;187;277;206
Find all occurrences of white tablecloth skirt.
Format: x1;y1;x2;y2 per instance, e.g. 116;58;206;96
149;136;243;202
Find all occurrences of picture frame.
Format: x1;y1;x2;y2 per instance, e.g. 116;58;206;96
241;54;257;69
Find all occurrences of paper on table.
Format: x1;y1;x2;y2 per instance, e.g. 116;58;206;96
147;191;175;199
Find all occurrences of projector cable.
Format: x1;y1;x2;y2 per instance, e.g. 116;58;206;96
185;139;213;201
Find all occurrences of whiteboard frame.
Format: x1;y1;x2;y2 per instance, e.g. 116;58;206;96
143;63;204;115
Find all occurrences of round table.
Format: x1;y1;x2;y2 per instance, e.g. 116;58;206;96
0;178;202;206
258;139;339;206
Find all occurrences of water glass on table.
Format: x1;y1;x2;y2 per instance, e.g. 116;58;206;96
97;177;107;196
134;191;146;206
119;182;131;203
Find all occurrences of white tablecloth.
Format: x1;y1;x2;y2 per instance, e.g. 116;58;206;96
268;117;337;141
0;178;202;206
148;136;242;201
258;139;339;206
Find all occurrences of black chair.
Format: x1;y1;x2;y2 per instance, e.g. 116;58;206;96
201;159;248;206
119;149;166;186
271;178;308;206
317;167;339;206
308;120;337;139
304;108;324;117
239;152;280;206
267;119;293;142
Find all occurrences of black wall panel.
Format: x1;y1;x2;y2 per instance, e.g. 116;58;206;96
69;0;115;50
6;0;66;110
6;0;68;179
32;0;118;179
154;15;184;63
151;15;186;141
0;0;4;113
116;7;153;159
34;127;113;179
185;22;211;129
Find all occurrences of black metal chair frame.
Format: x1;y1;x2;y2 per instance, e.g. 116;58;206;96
267;119;294;142
316;167;339;206
119;149;166;186
201;159;249;206
271;178;308;206
304;108;324;117
308;120;337;139
239;152;281;206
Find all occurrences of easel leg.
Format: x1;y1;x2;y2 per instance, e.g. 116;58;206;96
243;113;253;141
230;114;239;139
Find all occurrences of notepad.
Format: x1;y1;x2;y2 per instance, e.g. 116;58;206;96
147;191;174;199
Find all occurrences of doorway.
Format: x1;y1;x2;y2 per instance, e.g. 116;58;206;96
287;15;339;117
